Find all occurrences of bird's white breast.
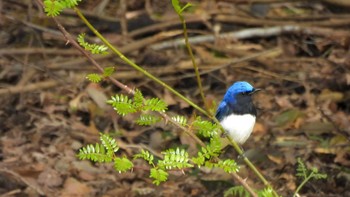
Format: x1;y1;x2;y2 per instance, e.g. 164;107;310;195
220;114;256;144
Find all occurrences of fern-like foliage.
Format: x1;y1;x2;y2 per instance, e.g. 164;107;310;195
107;94;137;116
144;98;168;112
102;67;115;77
150;168;168;186
100;133;119;156
192;136;222;167
224;186;249;197
86;67;115;83
296;158;327;180
64;0;81;8
107;90;168;120
77;33;108;55
192;116;219;138
44;0;64;16
172;115;187;126
257;187;274;197
215;159;239;173
86;73;102;83
294;158;327;196
44;0;82;16
133;89;144;110
136;114;161;126
78;143;112;162
114;157;133;173
78;133;119;162
134;149;155;166
158;148;193;170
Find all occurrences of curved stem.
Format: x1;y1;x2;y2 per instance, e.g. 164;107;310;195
178;14;209;113
293;172;313;197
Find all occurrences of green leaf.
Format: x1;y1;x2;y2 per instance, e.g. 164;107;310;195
172;115;187;126
215;159;239;173
144;98;167;112
133;90;144;110
134;149;154;165
158;148;193;170
100;133;119;157
150;168;168;185
257;187;274;197
102;67;115;77
192;137;222;166
296;158;307;179
64;0;82;8
192;116;219;137
78;143;112;162
107;94;137;116
44;0;64;16
180;3;192;13
86;73;102;83
136;114;161;126
114;157;133;173
171;0;181;13
224;186;249;197
77;33;108;55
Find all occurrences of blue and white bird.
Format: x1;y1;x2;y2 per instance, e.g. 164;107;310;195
215;81;260;144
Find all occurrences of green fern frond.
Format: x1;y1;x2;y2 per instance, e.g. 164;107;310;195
192;137;222;167
296;158;308;179
257;187;274;197
136;114;161;126
100;133;119;156
191;152;205;167
78;143;112;162
114;157;133;173
64;0;82;8
192;116;219;138
224;186;249;197
134;149;155;166
144;98;168;112
150;168;168;185
133;90;144;110
44;0;65;16
107;94;137;116
215;159;239;173
294;158;327;196
158;148;193;170
172;115;187;126
77;33;108;55
102;67;115;77
86;73;102;83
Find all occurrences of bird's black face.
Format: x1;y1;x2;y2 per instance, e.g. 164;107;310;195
230;89;260;116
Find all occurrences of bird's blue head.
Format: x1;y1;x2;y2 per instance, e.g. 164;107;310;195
223;81;256;103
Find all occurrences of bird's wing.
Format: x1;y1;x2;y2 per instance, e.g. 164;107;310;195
215;101;229;121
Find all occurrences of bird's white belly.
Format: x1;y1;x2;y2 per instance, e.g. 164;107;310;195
220;114;256;144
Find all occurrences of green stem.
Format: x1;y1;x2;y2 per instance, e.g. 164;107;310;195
293;172;313;197
178;14;208;112
74;7;210;118
227;137;278;197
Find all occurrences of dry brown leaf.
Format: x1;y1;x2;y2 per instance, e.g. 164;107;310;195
61;177;92;196
267;154;283;164
38;168;63;188
86;83;109;110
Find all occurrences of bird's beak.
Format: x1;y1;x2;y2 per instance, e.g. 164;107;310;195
249;88;261;95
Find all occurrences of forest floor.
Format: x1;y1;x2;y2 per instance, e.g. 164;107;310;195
1;0;350;196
